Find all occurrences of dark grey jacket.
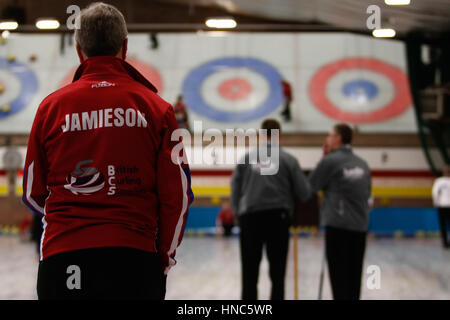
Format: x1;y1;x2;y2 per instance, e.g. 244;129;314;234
231;146;310;219
309;145;371;232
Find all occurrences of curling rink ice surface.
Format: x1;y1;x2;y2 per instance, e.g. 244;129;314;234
0;235;449;300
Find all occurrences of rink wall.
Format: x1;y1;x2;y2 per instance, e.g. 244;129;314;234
184;206;441;237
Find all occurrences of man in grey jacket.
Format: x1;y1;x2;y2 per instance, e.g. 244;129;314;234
309;123;371;300
231;119;310;300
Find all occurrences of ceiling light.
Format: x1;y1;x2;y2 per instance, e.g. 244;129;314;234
36;19;60;30
205;18;237;29
372;28;396;38
385;0;410;5
0;21;18;30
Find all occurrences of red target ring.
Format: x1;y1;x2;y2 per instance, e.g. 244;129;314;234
308;58;412;123
129;59;163;93
218;78;252;100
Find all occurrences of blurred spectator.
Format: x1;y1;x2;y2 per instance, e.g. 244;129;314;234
280;79;292;122
174;95;190;130
432;164;450;248
19;214;32;241
216;200;235;237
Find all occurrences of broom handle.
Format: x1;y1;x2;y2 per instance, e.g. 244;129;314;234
318;246;326;300
293;227;299;300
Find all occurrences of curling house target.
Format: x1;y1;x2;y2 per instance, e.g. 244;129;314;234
182;57;283;123
308;57;412;123
0;58;38;120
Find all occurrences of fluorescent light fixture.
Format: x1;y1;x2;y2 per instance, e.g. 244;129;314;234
0;21;18;30
372;28;396;38
385;0;410;5
205;18;237;29
36;19;60;30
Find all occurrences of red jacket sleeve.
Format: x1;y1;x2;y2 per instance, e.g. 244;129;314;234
156;106;193;274
22;106;49;217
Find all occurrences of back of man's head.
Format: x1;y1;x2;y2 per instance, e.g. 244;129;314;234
74;2;128;57
334;123;353;145
261;119;281;138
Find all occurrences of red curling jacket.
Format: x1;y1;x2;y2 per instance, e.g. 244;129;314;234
22;56;194;274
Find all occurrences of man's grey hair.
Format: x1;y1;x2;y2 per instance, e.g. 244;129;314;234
74;2;128;57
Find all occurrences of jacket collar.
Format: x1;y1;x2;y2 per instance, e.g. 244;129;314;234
338;144;352;152
72;56;158;93
329;144;352;155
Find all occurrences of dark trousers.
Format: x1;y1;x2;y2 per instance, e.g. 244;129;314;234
37;247;166;300
325;226;366;300
281;101;291;121
223;224;233;237
239;210;290;300
438;207;450;248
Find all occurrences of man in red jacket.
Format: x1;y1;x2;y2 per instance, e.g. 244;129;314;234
22;2;193;299
280;79;292;122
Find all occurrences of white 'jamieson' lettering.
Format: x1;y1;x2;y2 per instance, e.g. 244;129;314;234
61;108;147;132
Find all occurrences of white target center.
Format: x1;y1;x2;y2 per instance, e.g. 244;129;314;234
326;70;395;113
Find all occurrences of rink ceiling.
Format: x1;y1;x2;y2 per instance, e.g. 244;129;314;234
2;0;449;35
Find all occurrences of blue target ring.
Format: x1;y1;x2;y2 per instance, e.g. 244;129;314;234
342;80;378;101
182;57;283;122
0;58;38;120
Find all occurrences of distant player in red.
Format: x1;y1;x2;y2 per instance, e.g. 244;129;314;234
174;95;190;130
217;200;235;237
280;79;292;122
19;214;32;240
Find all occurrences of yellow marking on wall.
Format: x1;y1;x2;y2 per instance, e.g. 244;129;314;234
0;185;8;196
192;186;230;197
192;186;432;198
16;186;23;197
371;186;431;198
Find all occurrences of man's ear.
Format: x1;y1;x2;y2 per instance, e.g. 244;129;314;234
121;38;128;60
76;43;85;63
